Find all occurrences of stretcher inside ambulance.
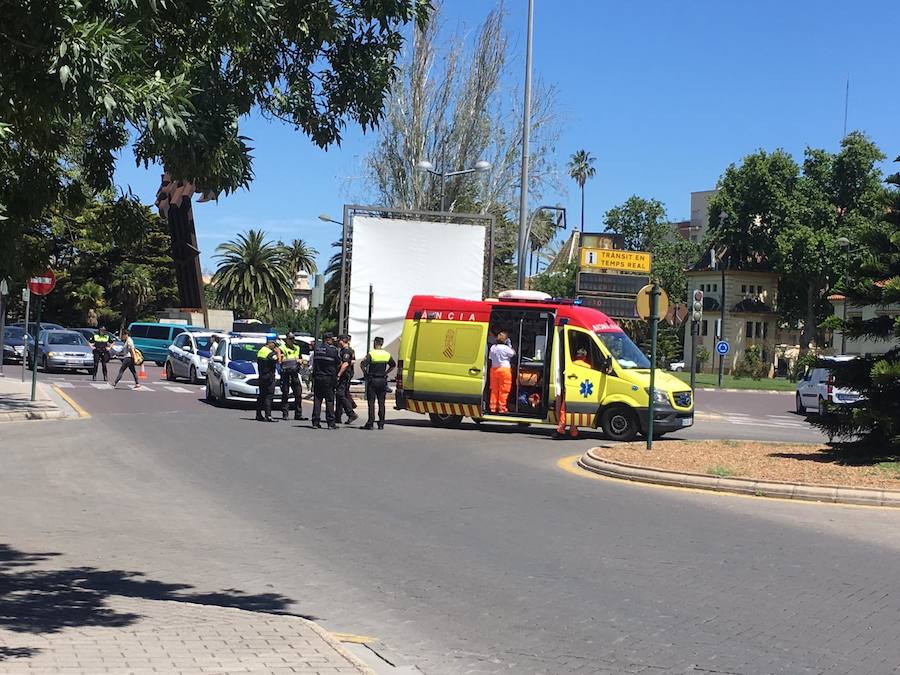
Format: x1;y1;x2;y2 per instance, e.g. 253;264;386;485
396;291;693;441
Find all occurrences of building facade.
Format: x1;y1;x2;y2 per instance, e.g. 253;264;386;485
827;293;900;356
683;265;780;374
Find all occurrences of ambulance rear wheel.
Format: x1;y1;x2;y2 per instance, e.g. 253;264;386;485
429;412;463;428
601;406;638;442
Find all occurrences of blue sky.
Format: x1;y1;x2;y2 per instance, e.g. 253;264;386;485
113;0;900;276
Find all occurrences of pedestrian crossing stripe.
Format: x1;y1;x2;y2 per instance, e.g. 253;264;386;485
405;400;480;417
163;386;191;393
54;381;74;388
90;382;112;389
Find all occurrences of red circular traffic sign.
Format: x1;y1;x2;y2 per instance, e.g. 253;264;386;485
28;269;56;296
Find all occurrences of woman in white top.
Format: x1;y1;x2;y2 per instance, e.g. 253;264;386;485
113;329;141;389
488;330;515;413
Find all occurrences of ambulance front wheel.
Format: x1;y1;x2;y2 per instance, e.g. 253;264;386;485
601;406;638;442
429;412;463;428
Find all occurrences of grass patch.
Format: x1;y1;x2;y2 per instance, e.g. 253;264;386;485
673;372;796;391
876;462;900;479
707;465;736;478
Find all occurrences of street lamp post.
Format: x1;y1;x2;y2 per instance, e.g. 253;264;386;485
516;0;535;290
415;159;491;212
836;236;854;355
319;212;348;333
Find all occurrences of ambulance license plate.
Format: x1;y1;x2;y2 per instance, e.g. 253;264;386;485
681;418;693;427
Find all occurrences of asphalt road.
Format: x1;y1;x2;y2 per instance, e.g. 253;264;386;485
3;368;894;674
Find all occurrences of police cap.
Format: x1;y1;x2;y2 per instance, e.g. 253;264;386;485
323;332;334;340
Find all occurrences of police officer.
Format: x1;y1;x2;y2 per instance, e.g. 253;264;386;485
279;333;307;421
311;332;340;429
91;326;112;381
360;336;396;430
255;338;280;422
335;334;358;425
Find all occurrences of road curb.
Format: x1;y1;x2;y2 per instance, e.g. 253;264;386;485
303;618;377;674
577;448;900;508
52;384;91;419
696;387;794;396
0;408;68;422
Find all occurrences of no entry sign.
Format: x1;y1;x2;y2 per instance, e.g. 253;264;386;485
28;269;56;296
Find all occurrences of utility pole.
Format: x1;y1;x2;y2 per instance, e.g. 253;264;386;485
647;284;661;451
0;279;7;376
516;0;534;290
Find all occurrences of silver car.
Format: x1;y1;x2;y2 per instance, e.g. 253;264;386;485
27;330;95;373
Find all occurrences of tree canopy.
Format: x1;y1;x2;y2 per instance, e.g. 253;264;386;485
707;133;886;351
603;195;699;303
212;230;294;317
0;0;428;281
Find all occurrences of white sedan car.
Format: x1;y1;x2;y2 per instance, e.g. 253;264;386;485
205;334;293;405
165;331;224;384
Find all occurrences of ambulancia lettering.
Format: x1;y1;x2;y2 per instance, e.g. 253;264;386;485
426;311;477;322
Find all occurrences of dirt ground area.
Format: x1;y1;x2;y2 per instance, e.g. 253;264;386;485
593;440;900;489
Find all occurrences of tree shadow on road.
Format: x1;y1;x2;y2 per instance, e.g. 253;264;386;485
0;542;311;637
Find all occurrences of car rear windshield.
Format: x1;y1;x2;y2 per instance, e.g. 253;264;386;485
195;336;216;351
48;332;88;346
229;343;262;361
596;331;651;369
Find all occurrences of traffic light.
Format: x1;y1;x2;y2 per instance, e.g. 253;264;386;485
691;289;704;322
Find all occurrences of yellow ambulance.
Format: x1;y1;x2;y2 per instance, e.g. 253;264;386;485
396;291;693;440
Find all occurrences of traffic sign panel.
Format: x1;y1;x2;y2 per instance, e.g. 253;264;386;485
580;247;652;273
716;340;730;355
28;269;56;296
635;284;669;321
577;272;650;295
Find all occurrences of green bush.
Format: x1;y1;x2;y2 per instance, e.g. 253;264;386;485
733;344;767;380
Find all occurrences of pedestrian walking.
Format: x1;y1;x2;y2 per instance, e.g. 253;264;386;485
488;330;515;413
113;329;140;389
255;338;279;422
360;336;395;430
91;326;112;381
279;333;307;420
311;332;340;429
335;334;358;425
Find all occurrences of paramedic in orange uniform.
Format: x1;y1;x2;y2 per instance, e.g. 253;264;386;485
488;330;515;413
556;348;592;439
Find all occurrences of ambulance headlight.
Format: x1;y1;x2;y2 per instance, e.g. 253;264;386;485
645;388;670;405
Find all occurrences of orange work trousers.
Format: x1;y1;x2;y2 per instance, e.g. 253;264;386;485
556;400;579;438
489;366;513;413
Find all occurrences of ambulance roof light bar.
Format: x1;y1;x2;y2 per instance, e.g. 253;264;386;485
497;290;551;303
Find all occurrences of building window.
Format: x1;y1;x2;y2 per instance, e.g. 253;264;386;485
755;321;762;338
701;320;708;336
746;321;754;338
763;322;768;338
757;285;763;295
741;284;747;294
713;283;718;292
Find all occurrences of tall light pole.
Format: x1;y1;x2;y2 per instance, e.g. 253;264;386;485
415;159;491;212
320;212;348;333
516;0;535;290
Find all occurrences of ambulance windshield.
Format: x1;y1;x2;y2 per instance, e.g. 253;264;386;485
595;331;650;369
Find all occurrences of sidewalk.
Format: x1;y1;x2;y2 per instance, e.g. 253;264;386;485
0;374;68;422
0;596;373;674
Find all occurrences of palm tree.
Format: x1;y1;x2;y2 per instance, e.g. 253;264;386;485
567;149;597;233
212;230;293;317
109;263;154;331
284;238;318;279
69;281;106;325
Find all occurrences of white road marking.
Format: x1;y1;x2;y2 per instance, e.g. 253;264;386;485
53;381;74;388
163;386;191;393
90;382;112;390
132;386;153;391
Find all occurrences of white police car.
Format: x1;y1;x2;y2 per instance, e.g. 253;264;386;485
165;331;224;384
205;334;293;405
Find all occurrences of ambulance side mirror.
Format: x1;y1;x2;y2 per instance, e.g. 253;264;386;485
213;355;224;364
600;355;613;374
